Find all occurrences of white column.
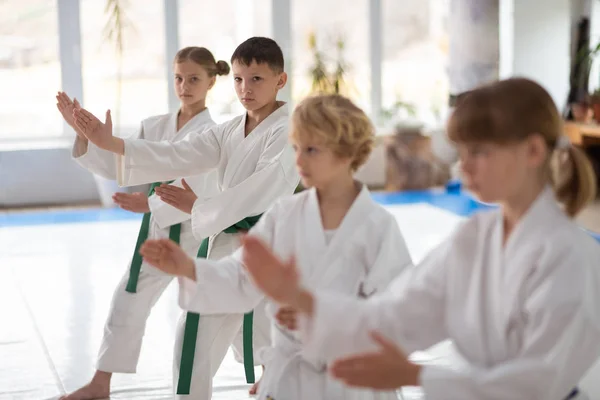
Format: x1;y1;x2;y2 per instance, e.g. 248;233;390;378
501;0;571;108
272;0;292;104
369;0;382;125
498;0;514;79
447;0;500;96
433;0;499;166
165;0;180;112
57;0;84;135
236;0;255;44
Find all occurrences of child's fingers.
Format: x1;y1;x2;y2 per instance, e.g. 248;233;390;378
112;193;132;203
156;185;184;196
79;108;96;122
181;179;193;191
118;204;133;212
156;191;179;202
112;192;130;199
57;92;71;107
113;197;131;208
162;239;183;252
74;115;88;131
140;248;161;263
140;241;165;259
158;196;179;207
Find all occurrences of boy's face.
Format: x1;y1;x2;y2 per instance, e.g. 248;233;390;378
291;133;353;190
232;60;286;112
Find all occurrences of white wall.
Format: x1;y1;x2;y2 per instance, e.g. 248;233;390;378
0;145;100;207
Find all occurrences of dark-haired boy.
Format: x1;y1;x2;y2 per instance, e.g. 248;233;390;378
72;36;299;399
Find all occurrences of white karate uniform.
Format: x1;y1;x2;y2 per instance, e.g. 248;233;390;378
302;187;600;400
176;185;413;400
114;104;299;398
74;110;260;398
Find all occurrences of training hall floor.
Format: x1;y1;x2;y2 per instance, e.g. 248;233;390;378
1;189;599;399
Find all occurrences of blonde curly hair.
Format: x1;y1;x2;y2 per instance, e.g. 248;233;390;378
290;94;374;172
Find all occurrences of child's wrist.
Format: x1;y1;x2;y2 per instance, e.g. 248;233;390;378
109;137;125;155
102;136;122;154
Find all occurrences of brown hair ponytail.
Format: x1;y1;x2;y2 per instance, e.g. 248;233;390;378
448;77;597;217
174;47;230;77
551;142;597;217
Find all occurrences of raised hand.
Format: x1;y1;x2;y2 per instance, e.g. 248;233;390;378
73;107;118;152
56;92;84;137
140;239;196;279
330;332;421;390
155;178;197;213
241;235;302;306
275;306;298;330
113;192;150;213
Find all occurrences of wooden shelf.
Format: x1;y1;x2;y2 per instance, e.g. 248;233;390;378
564;122;600;146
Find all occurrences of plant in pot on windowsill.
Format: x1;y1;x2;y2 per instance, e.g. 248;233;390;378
307;31;351;96
589;89;600;124
294;31;351;193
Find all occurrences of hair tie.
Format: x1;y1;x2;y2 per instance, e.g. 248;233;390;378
555;136;571;150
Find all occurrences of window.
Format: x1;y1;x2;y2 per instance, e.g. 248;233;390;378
291;0;371;114
179;0;272;123
0;1;61;140
381;0;450;127
80;0;168;137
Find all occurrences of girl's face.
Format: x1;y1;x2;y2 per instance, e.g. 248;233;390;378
174;60;215;106
457;135;548;205
291;133;353;190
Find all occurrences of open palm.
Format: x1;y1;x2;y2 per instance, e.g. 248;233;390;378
56;91;86;138
56;92;80;127
140;239;195;278
73;107;114;150
241;235;301;305
155;179;198;214
113;192;150;213
330;332;420;390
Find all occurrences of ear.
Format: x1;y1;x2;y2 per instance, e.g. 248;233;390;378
526;133;548;167
277;72;288;90
208;76;216;90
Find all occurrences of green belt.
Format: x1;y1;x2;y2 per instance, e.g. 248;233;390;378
177;214;262;395
125;182;181;293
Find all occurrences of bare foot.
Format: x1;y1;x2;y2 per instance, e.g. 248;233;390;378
60;371;112;400
248;366;264;396
249;379;260;395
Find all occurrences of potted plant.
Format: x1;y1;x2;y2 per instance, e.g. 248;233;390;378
590;89;600;123
94;0;136;207
295;32;352;194
307;32;350;95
